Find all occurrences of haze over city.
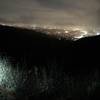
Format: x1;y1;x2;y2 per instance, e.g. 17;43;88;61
0;0;100;28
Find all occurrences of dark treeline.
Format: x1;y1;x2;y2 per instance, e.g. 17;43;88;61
0;25;100;100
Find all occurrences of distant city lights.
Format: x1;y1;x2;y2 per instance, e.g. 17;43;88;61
0;23;100;40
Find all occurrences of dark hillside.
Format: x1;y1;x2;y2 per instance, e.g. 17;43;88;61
0;25;100;99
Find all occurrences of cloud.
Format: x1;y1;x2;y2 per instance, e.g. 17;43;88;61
0;0;100;27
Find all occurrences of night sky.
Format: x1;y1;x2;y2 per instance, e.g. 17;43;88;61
0;0;100;27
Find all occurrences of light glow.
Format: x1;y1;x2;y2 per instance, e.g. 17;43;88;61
96;32;100;35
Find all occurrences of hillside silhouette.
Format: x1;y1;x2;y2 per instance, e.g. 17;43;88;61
0;25;100;99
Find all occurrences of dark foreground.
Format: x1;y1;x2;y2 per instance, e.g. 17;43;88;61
0;25;100;100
